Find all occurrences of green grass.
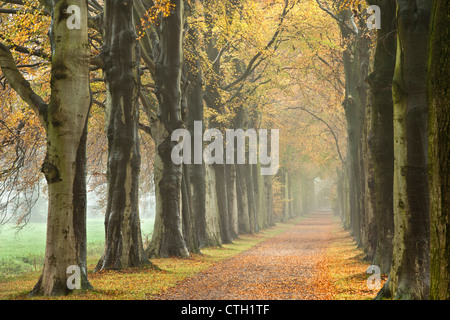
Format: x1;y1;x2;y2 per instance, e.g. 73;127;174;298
0;217;154;279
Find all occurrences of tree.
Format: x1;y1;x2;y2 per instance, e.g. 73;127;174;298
144;0;190;258
366;0;396;274
315;0;371;246
428;0;450;301
377;0;432;300
183;3;207;250
95;0;150;271
1;0;93;295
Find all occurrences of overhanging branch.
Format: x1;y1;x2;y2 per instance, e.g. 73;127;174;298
0;42;48;123
221;0;291;91
315;0;357;36
287;105;345;164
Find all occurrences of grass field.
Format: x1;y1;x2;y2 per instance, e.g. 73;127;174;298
0;217;155;279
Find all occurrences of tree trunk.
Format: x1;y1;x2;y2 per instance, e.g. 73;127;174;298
147;0;189;258
378;0;431;300
253;162;267;230
428;0;450;300
226;164;239;239
205;164;222;245
96;0;149;271
181;163;198;253
264;174;275;227
214;163;232;243
281;169;289;221
202;2;234;243
72;111;91;290
30;0;92;296
367;0;396;274
244;163;258;233
336;7;370;246
362;81;377;262
236;164;250;234
291;171;302;217
185;21;207;249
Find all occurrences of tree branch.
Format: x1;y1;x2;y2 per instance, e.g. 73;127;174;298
0;42;47;122
0;8;19;13
1;0;25;5
287;105;345;164
221;0;291;91
315;0;357;36
0;38;51;61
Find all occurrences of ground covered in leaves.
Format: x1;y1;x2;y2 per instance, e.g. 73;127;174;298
151;211;384;300
0;211;385;300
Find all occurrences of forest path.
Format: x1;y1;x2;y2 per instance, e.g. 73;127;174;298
151;211;337;300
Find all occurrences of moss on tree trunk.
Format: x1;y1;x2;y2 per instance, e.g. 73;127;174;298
428;0;450;301
378;0;431;300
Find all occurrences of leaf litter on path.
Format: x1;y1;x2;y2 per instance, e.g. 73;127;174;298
150;211;359;300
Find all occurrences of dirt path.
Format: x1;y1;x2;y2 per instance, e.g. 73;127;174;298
151;211;337;300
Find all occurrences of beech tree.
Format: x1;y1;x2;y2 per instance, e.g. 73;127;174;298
95;0;149;271
3;0;448;301
183;5;208;250
141;0;191;258
377;0;432;300
1;0;92;295
316;0;370;246
366;0;396;274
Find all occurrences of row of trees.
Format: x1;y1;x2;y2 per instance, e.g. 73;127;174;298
327;0;449;299
7;0;448;301
1;0;344;296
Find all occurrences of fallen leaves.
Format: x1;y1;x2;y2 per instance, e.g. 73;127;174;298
0;212;386;300
324;224;388;300
153;212;339;300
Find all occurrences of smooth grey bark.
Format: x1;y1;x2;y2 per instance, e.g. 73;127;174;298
147;0;190;258
265;174;275;227
214;163;233;243
29;0;92;296
181;163;198;253
96;0;149;271
236;163;250;234
226;163;239;238
202;2;235;242
184;18;208;249
245;163;258;233
362;85;377;262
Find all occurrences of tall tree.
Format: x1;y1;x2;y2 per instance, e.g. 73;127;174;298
428;0;450;301
181;1;205;251
366;0;396;274
1;0;93;295
201;0;233;243
146;0;190;258
378;0;431;300
95;0;149;271
316;0;370;245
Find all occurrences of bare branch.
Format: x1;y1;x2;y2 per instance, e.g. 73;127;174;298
286;105;345;164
